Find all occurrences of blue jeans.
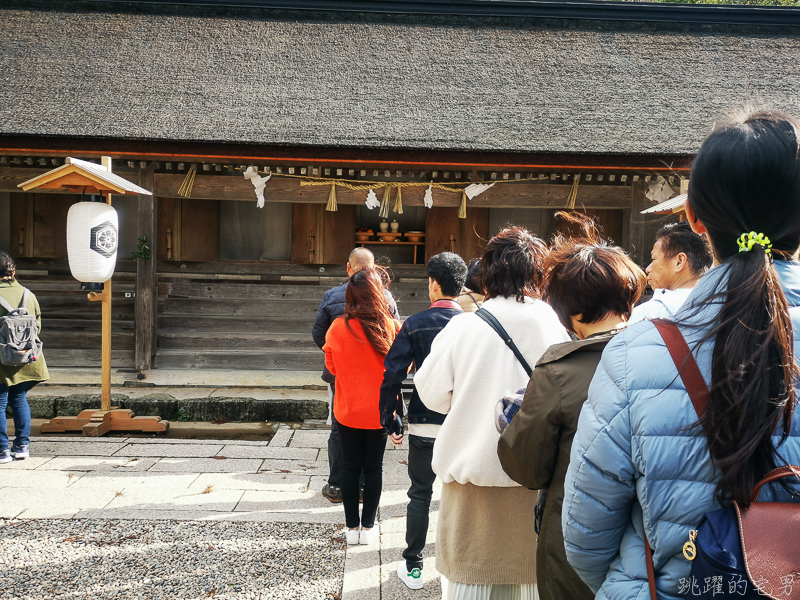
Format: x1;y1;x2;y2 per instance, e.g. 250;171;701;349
1;381;33;451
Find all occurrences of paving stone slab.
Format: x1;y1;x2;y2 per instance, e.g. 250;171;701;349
33;441;129;456
0;470;85;489
104;488;244;512
148;458;264;473
268;428;294;447
113;443;225;458
219;445;318;460
289;430;330;449
16;508;80;519
235;489;344;517
124;437;238;445
188;472;311;493
35;456;160;472
259;459;329;476
0;486;117;509
30;436;130;443
0;457;52;469
68;471;199;490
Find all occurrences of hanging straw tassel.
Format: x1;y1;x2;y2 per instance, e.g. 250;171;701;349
379;186;391;218
326;184;338;212
392;186;403;214
566;178;580;209
178;164;197;198
458;190;467;219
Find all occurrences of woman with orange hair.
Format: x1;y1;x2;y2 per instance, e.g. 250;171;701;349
324;267;401;545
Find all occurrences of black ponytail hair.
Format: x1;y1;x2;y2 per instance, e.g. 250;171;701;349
688;110;800;508
0;251;15;281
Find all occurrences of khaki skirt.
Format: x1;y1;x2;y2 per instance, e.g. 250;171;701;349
436;481;539;586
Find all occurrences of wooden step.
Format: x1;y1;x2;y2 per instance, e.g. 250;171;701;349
41;330;135;349
157;331;318;350
158;315;315;333
44;349;134;368
155;349;324;370
161;281;429;302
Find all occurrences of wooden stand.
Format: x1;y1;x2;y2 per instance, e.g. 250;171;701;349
34;157;168;437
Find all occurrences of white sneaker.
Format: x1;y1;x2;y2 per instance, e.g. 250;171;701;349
397;562;424;590
0;449;11;464
359;525;379;545
345;526;361;545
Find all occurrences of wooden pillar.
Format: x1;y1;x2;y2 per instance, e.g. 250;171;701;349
628;180;649;267
100;156;113;411
135;163;156;371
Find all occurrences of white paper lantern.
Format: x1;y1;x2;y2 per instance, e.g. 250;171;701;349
67;201;119;283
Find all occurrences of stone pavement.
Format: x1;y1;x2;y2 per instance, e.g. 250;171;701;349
0;426;442;600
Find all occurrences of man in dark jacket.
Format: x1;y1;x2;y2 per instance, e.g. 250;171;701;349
378;252;467;590
312;247;399;503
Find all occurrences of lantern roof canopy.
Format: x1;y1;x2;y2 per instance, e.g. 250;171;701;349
641;193;687;215
17;157;152;195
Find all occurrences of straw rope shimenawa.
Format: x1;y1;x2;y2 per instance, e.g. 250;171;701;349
253;171;571;217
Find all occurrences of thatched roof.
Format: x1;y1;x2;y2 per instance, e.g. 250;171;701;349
1;3;799;155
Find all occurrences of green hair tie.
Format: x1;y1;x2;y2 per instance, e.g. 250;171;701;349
737;231;772;255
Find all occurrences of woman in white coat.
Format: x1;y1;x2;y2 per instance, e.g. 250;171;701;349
415;226;570;600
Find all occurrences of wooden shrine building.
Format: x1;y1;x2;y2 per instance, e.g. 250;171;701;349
1;0;799;374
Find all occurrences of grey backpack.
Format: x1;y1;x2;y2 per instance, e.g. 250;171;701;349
0;288;42;367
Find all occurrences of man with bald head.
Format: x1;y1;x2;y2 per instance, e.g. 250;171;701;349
312;248;400;502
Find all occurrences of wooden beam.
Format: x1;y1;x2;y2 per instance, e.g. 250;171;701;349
628;180;649;266
152;173;632;209
135;163;156;371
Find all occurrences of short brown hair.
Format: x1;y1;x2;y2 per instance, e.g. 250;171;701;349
480;226;548;301
545;212;646;328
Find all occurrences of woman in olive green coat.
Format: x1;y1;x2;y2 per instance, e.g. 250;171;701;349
497;216;645;600
0;251;48;462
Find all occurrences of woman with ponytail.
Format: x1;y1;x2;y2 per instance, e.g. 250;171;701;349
323;267;401;546
563;110;800;600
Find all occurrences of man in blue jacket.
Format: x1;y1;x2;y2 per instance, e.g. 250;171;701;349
379;252;467;590
312;248;399;503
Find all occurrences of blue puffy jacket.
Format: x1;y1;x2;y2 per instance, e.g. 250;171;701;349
563;260;800;600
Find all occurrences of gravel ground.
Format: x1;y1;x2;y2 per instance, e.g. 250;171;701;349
0;519;345;600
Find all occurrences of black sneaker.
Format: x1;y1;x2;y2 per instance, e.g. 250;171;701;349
322;484;343;503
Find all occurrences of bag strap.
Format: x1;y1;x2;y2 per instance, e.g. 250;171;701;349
19;288;29;310
652;319;709;425
751;464;800;503
475;308;533;377
0;293;14;313
643;319;711;600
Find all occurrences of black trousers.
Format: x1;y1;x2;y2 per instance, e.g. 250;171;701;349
403;435;437;571
327;389;364;489
338;423;388;529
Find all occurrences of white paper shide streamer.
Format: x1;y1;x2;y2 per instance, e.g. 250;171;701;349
365;189;380;209
244;166;272;208
464;182;495;200
67;202;118;283
423;185;434;209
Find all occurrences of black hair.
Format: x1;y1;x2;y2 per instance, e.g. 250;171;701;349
546;212;646;329
464;258;483;294
0;251;15;280
480;226;548;302
426;252;468;298
686;110;800;508
655;221;713;276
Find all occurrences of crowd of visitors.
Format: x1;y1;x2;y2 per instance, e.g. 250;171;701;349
309;109;800;600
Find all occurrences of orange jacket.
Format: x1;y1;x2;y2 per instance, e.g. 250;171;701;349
323;317;400;429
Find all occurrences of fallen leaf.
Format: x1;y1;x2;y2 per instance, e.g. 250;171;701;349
208;544;214;550
62;535;84;542
201;485;214;494
278;469;292;474
115;491;123;497
327;593;341;600
67;473;74;481
204;590;216;598
400;460;408;465
211;456;227;460
211;417;228;425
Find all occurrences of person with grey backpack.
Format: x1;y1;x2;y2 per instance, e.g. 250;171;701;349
0;251;48;464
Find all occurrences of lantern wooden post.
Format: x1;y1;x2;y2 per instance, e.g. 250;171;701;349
18;157;168;436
